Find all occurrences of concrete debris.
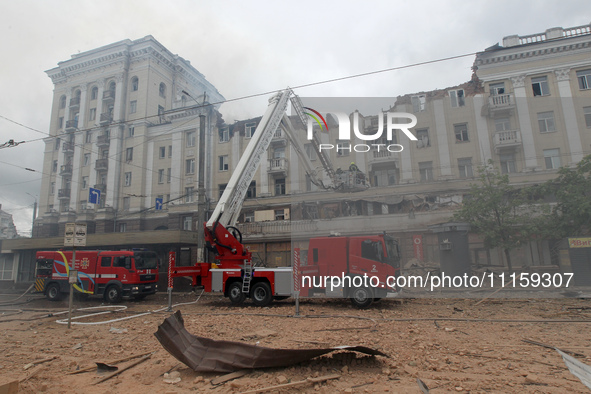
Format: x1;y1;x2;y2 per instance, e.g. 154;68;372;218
109;327;128;334
163;371;181;384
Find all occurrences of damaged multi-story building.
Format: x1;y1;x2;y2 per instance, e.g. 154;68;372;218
1;23;591;287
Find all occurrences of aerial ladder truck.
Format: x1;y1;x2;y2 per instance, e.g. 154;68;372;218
170;89;400;308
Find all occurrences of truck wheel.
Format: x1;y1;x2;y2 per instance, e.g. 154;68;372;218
350;287;373;309
228;282;246;305
104;285;122;303
251;282;273;307
46;283;63;301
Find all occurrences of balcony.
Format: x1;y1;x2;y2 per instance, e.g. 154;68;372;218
62;142;74;153
102;90;115;102
493;130;522;152
370;149;393;162
93;184;106;193
57;189;71;199
482;93;515;117
99;112;113;125
65;119;78;131
69;96;80;109
268;157;288;175
96;134;110;147
59;164;72;176
270;129;287;146
95;158;108;171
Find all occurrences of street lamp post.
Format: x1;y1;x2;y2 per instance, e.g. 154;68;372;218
26;192;37;238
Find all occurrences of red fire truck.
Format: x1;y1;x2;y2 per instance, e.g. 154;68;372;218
169;89;401;308
35;250;159;302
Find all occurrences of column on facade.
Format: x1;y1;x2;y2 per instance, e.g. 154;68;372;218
170;131;183;200
113;74;125;121
289;144;300;194
69;84;88;210
399;131;412;182
143;140;155;210
433;100;453;178
555;68;584;164
259;152;269;196
473;94;493;165
53;88;73;209
105;125;123;209
88;79;105;189
231;132;240;172
511;75;538;169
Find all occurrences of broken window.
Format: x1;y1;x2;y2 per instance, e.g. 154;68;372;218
416;128;429;148
577;69;591;90
419;161;433;182
532;76;550;96
454;123;469;142
245;122;257;138
449;89;465;108
411;95;426;113
458;158;473;178
490;82;505;95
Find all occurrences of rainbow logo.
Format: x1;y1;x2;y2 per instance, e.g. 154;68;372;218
304;107;329;133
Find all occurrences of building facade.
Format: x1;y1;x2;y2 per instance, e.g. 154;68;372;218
2;24;591;285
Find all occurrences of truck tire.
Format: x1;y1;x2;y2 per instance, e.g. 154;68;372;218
251;282;273;307
228;282;246;305
104;285;122;303
350;287;373;309
46;283;63;301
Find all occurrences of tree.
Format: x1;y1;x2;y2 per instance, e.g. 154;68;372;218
536;154;591;238
453;163;532;271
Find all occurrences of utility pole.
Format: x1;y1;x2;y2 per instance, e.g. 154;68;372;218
182;90;208;263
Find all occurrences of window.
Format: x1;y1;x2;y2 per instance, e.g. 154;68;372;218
337;140;350;156
454;123;469;142
416;128;430;148
584;106;591;128
275;209;286;220
186;131;195;147
494;117;511;132
218;184;227;199
158;105;165;122
85;131;92;143
59;95;66;109
58;117;64;129
219;127;229;142
89;108;96;121
538;111;556;133
544;149;560;169
305;144;317;161
128;126;134;137
373;168;397;186
458;158;473;178
244;211;254;223
100;257;111;267
84;153;90;166
577;69;591;90
186;159;195;174
126;147;133;162
168;145;173;157
219;155;229;171
532;76;550;96
246;181;256;199
119;223;127;233
158;169;164;184
91;87;98;100
489;82;505;95
52;160;58;172
82;176;88;189
159;82;166;98
500;153;516;174
159;146;166;158
419;161;433;182
51;182;55;195
185;187;194;203
55;138;61;151
124;172;132;186
131;77;139;92
129;100;137;114
123;197;130;211
411;95;426;112
273;147;285;159
245;122;257;138
183;216;192;231
450;89;465;107
167;168;171;183
0;255;14;281
275;178;286;195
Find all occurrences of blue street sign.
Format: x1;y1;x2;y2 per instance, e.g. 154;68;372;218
89;187;101;205
155;198;163;210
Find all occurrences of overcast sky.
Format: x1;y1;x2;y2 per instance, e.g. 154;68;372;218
0;0;588;236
